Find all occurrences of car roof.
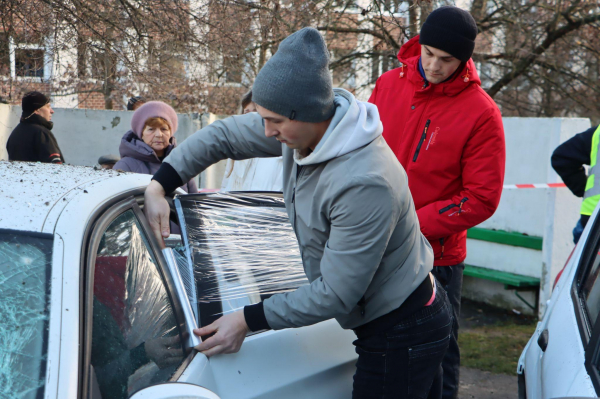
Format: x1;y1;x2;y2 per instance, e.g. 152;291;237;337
0;161;147;233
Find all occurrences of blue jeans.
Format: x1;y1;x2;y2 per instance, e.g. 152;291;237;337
352;282;452;399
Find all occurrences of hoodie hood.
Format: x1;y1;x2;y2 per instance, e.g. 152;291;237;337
119;130;176;163
294;88;383;166
398;35;481;96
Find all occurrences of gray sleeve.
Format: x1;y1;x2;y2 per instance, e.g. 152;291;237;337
263;174;399;329
164;112;282;184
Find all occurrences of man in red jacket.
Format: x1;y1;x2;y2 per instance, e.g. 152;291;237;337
369;6;505;399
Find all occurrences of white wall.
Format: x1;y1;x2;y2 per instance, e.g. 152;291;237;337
0;104;206;166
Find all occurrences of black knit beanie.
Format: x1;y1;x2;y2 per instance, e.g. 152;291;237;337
252;27;335;123
419;6;478;62
22;91;50;118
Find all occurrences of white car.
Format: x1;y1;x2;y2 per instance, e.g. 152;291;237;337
518;201;600;399
0;161;357;399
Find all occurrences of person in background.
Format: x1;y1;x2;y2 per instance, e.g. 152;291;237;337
221;90;284;191
7;91;65;164
369;6;506;399
127;96;146;111
113;101;197;193
98;154;120;169
551;125;599;243
241;90;256;114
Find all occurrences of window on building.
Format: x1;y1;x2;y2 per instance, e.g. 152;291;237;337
0;34;9;76
332;49;356;88
90;49;106;80
371;52;397;83
224;54;244;84
15;49;44;78
382;0;403;13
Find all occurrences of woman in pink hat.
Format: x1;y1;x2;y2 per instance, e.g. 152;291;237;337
113;101;197;193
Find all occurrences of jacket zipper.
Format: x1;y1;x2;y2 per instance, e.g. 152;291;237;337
439;197;469;214
291;165;305;233
413;119;431;162
439;238;444;259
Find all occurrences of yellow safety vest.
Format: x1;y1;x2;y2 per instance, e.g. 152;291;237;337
581;125;600;215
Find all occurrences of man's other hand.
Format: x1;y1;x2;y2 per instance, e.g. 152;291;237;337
193;311;250;357
144;180;170;248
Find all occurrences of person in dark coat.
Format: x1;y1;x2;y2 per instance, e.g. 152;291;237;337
551;125;597;243
7;91;65;164
113;101;197;193
127;96;146;111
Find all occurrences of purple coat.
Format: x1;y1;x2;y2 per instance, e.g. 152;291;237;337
113;131;198;193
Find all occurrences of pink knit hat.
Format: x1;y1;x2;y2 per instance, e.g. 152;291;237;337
131;101;178;138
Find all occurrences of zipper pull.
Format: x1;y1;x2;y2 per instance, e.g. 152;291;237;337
457;197;469;214
440;238;444;259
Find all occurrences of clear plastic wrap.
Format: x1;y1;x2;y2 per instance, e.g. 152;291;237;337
0;232;53;399
92;210;185;398
175;193;308;326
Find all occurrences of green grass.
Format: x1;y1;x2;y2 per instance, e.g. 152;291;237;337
459;322;537;375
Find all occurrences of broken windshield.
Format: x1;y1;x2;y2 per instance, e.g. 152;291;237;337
175;193;308;327
0;230;53;399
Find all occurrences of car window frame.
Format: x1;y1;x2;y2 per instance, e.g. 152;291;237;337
80;196;196;398
572;211;600;395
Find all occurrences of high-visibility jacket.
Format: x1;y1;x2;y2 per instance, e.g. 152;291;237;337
581;125;600;215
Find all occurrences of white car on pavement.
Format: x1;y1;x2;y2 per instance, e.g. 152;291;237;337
518;201;600;399
0;161;357;399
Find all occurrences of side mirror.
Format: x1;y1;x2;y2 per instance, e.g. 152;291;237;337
130;383;220;399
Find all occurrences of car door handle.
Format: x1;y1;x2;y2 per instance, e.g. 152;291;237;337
537;329;549;352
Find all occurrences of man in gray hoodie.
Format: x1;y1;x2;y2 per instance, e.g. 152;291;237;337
145;27;452;398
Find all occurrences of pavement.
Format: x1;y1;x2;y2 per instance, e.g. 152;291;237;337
455;298;533;399
459;367;517;399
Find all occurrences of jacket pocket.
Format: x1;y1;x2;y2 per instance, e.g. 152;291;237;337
407;334;451;399
413;119;431;162
438;197;469;215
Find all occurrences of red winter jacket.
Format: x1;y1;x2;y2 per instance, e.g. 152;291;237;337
369;36;505;266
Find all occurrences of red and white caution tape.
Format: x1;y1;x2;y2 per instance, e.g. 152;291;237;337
503;183;566;190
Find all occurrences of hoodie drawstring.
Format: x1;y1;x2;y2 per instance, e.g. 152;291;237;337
462;68;470;83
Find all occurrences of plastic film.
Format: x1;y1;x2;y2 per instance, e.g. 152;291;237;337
175;193;308;325
92;210;185;398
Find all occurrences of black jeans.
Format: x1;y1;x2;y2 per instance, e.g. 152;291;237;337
431;263;464;399
352;281;452;399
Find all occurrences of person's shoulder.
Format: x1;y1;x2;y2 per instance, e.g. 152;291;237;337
465;85;501;115
328;140;404;192
113;157;136;172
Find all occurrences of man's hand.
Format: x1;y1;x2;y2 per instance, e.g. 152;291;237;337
194;311;250;357
144;180;170;248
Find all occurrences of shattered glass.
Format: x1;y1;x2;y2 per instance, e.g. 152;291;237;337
92;210;185;399
0;231;52;399
176;193;308;327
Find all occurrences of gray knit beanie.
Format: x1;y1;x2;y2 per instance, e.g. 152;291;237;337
252;27;335;123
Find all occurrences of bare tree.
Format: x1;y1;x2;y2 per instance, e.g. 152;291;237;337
1;0;600;120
